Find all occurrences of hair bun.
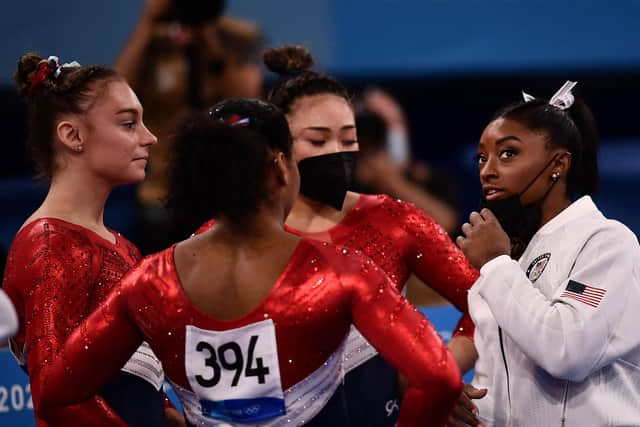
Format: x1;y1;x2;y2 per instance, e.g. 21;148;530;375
263;45;314;75
15;52;45;96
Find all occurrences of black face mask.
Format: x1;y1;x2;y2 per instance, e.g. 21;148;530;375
480;194;542;249
480;153;560;251
298;151;357;210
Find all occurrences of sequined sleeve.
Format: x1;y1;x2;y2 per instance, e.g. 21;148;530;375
37;261;145;416
9;227;129;426
340;250;462;427
397;198;479;339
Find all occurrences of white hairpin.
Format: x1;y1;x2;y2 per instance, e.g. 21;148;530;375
47;55;81;78
548;80;577;110
521;80;578;111
521;91;536;103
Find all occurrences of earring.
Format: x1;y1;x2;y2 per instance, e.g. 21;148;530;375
551;172;560;182
75;145;83;152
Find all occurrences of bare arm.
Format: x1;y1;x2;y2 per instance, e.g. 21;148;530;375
447;335;477;374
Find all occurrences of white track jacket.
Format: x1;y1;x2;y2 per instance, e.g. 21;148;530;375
470;196;640;426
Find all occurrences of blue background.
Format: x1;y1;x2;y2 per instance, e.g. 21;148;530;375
0;1;639;80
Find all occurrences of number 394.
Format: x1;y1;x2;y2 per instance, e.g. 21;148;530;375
0;384;34;413
196;335;270;388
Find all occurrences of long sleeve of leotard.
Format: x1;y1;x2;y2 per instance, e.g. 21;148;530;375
395;198;478;339
36;263;143;418
340;250;462;427
5;228;130;427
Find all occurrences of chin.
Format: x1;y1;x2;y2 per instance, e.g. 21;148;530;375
112;172;146;187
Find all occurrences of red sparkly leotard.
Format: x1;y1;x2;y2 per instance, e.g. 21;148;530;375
2;218;164;427
199;195;478;337
197;194;478;426
37;239;462;427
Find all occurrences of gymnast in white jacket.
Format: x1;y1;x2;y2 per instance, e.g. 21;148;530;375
457;81;640;427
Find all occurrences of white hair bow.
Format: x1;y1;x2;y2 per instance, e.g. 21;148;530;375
521;80;577;110
47;55;81;78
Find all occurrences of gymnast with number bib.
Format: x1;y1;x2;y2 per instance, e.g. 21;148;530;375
35;99;462;426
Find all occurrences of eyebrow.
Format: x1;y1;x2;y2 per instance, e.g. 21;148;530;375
303;125;356;132
115;108;140;116
495;135;522;145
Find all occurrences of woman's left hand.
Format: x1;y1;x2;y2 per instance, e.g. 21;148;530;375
456;209;511;269
447;384;487;427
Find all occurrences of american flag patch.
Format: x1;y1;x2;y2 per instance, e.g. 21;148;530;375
560;280;606;308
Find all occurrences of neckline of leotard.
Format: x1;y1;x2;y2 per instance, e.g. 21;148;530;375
167;238;309;325
17;217;120;247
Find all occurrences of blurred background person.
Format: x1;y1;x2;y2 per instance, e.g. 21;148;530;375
115;0;265;254
354;88;460;234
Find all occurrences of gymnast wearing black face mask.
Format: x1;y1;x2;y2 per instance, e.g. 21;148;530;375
457;81;640;427
466;82;591;261
480;149;571;258
197;45;481;427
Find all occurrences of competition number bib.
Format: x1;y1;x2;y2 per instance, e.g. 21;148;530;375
185;320;285;423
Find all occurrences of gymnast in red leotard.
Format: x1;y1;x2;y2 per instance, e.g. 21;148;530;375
197;45;480;427
36;99;462;426
2;52;179;427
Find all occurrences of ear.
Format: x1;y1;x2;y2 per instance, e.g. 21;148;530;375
272;151;290;187
552;151;572;177
55;118;83;152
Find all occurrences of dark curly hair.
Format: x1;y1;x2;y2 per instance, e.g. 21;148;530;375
14;52;121;178
494;93;599;197
166;98;292;228
263;45;350;114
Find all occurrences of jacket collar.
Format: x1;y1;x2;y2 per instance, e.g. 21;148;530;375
535;195;600;236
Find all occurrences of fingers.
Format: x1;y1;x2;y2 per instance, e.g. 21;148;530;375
464;384;488;399
480;208;497;223
446;384;486;427
458;389;478;413
449;402;482;426
461;222;472;237
469;211;484;226
455;235;466;250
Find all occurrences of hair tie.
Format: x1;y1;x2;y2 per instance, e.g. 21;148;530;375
522;80;578;111
224;114;251;127
27;55;81;96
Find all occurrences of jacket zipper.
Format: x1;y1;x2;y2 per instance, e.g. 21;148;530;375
498;327;512;411
560;381;569;426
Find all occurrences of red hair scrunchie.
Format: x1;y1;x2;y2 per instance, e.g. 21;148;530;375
27;61;54;96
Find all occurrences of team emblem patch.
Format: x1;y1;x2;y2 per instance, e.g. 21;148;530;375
526;253;551;282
